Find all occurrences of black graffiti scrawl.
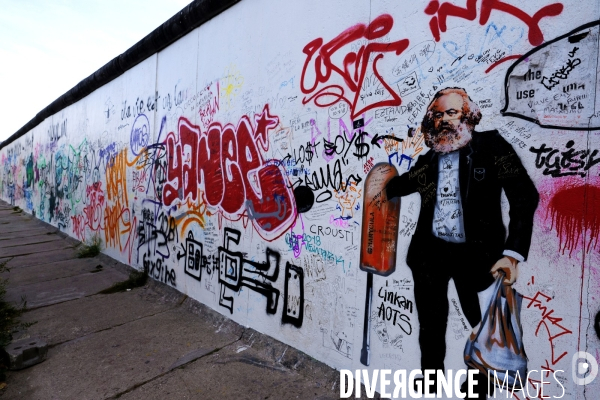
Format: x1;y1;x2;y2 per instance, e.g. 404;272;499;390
502;20;600;130
211;228;304;327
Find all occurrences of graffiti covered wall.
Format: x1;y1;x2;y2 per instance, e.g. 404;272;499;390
2;0;600;397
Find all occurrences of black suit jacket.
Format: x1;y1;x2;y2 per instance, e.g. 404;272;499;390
386;130;539;267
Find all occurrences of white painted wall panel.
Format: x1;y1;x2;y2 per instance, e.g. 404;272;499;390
2;1;600;397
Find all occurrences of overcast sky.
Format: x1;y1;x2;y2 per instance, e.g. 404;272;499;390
0;0;193;141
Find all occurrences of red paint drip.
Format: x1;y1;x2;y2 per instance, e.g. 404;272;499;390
547;185;600;256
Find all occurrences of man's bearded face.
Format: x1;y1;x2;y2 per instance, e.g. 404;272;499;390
424;93;473;154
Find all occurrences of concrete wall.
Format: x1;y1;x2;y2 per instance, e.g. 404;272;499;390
2;0;600;397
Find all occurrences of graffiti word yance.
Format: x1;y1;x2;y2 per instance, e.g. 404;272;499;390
163;105;296;240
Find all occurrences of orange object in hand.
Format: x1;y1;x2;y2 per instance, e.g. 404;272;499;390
359;162;400;366
360;163;400;276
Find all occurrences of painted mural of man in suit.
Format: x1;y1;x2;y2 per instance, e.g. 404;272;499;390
385;87;539;396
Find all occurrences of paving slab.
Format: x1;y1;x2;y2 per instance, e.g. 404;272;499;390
116;330;342;400
0;221;51;234
113;299;368;400
0;199;350;400
0;258;107;287
3;247;80;269
0;240;74;258
0;222;36;231
5;268;129;309
2;306;244;400
18;285;184;346
0;210;28;218
0;216;27;224
0;228;55;240
0;208;27;215
0;212;33;220
0;233;61;248
4;337;48;370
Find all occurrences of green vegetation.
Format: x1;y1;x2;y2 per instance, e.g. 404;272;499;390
77;235;102;258
98;269;148;294
0;260;33;382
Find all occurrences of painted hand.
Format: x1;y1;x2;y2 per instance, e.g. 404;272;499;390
490;256;518;285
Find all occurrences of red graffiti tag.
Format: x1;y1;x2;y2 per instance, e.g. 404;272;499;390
424;0;563;46
547;185;600;256
522;291;573;368
163;105;296;241
84;182;105;233
300;14;409;120
71;214;86;241
198;81;220;129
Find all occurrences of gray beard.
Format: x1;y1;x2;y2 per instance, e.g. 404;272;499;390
424;123;473;154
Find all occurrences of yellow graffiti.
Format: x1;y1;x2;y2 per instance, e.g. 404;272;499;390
106;149;128;205
177;192;209;236
104;149;130;250
220;64;244;110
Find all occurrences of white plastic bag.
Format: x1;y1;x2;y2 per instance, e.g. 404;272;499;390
464;276;527;388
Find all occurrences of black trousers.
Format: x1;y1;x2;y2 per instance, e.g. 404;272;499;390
409;235;497;372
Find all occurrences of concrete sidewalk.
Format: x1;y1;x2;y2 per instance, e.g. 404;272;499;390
0;201;359;400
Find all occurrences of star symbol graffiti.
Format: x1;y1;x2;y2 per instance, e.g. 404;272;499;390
254;105;279;151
